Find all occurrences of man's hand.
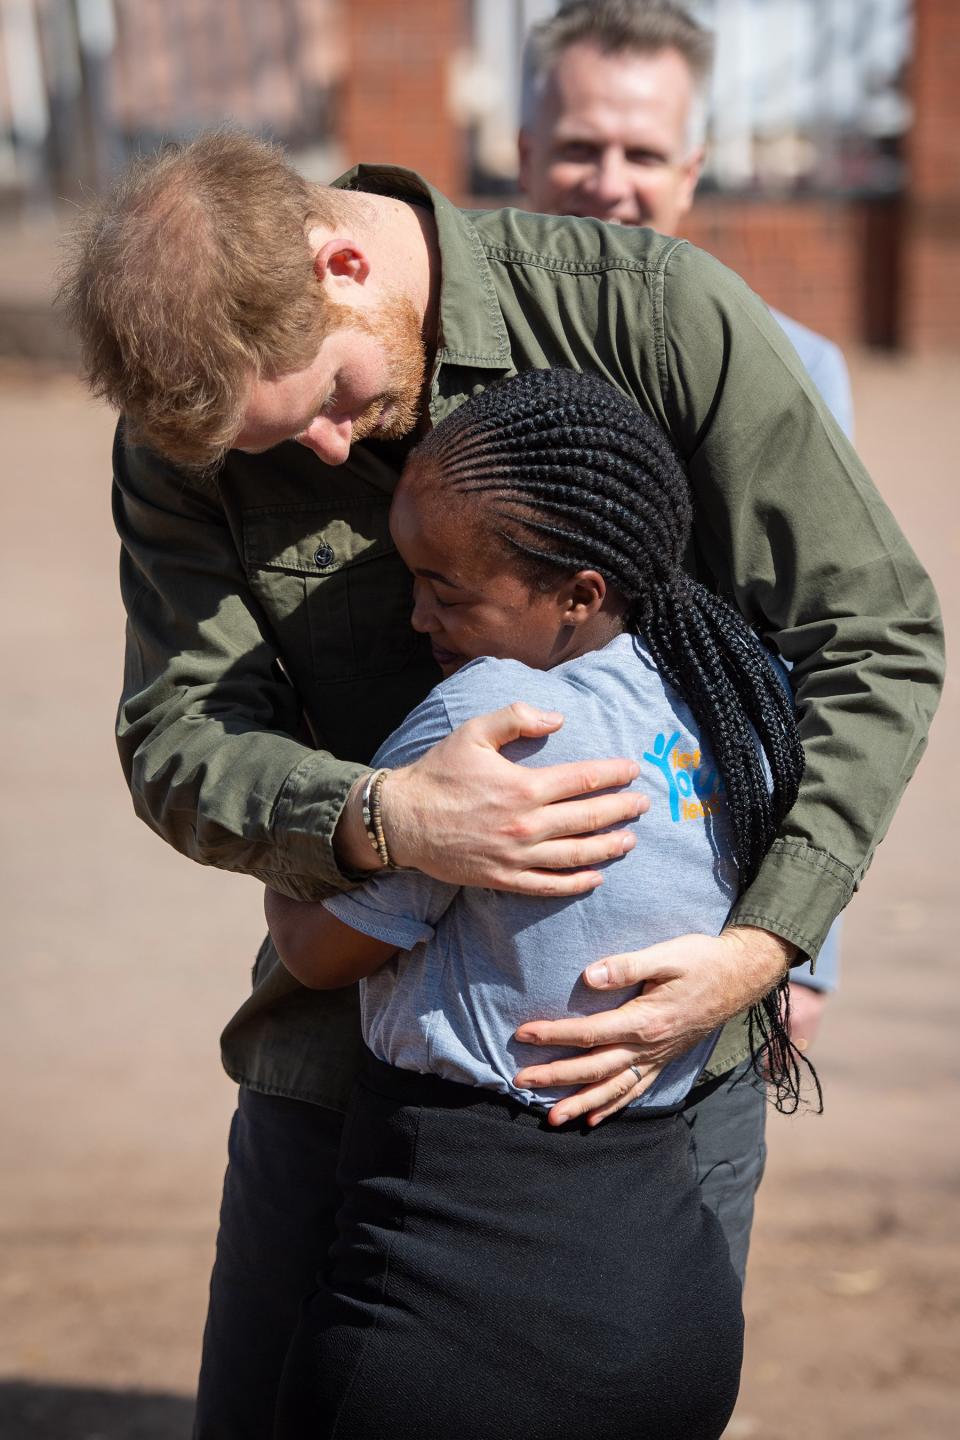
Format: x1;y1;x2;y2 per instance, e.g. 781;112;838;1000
513;926;797;1125
787;982;828;1053
336;703;647;896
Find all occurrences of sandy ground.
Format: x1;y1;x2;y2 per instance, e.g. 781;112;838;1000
0;357;957;1439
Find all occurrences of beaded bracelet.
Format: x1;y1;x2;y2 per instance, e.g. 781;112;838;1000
360;768;393;868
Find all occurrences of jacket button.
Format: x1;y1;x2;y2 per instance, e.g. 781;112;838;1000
314;542;335;569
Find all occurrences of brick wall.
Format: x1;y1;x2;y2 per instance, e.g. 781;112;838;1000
341;0;959;353
339;0;467;197
683;197;901;348
902;0;960;351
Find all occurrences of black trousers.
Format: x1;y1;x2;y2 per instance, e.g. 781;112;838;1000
192;1092;344;1440
274;1051;743;1440
194;1064;763;1440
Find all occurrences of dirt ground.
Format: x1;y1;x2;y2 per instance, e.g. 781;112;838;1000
1;357;957;1439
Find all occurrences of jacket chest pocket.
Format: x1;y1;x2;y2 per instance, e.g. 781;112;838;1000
242;502;418;685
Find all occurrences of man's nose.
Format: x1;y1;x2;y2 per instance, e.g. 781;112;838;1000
296;415;353;466
588;148;631;205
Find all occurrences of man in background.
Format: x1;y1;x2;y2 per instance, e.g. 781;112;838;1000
519;0;853;443
519;0;847;1052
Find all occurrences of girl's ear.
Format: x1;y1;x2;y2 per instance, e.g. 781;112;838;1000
561;570;607;625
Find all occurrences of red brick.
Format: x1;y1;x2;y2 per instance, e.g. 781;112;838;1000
339;0;467;195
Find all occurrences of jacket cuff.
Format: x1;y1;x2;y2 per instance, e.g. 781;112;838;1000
268;752;370;896
790;916;842;992
726;837;855;962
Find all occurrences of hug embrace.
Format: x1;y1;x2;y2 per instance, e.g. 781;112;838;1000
267;368;807;1439
61;128;942;1440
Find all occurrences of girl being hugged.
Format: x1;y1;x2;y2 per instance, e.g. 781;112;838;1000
269;369;807;1440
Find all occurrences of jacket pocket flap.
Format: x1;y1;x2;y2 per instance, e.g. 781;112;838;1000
242;504;395;575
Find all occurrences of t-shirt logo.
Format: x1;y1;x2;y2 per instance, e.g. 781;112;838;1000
643;729;725;823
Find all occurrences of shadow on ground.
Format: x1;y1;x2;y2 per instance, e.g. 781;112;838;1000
0;1380;193;1440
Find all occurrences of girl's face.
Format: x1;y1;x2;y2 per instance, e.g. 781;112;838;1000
389;458;617;677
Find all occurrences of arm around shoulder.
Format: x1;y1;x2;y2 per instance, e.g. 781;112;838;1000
659;245;944;951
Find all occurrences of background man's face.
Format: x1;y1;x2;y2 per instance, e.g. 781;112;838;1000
519;41;704;234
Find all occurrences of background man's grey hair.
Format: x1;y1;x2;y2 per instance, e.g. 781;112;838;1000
521;0;715;152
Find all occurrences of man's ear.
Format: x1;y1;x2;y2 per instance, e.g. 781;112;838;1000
676;145;705;220
309;234;371;289
561;570;607;624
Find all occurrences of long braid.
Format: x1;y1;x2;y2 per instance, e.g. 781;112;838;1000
415;369;816;1112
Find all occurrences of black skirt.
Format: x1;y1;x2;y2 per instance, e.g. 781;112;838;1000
276;1049;743;1440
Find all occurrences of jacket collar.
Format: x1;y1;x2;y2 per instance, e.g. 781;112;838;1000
330;164;511;371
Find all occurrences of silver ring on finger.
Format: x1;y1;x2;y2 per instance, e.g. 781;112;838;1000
628;1062;644;1085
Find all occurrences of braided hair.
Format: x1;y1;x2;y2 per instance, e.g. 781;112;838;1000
414;368;816;1112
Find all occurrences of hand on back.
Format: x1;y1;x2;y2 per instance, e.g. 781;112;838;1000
515;926;797;1125
337;702;647;895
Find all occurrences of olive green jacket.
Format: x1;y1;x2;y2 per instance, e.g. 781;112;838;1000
113;166;943;1107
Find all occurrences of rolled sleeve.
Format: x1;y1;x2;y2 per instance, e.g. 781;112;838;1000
322;891;438;952
725;838;854;959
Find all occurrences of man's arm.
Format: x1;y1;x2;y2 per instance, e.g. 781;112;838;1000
662;244;942;953
769;310;852;1015
113;428;373;899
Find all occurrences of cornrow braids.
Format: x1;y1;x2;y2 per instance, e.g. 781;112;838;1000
414;368;816;1113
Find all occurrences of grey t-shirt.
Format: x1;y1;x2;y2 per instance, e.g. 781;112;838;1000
324;632;752;1110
